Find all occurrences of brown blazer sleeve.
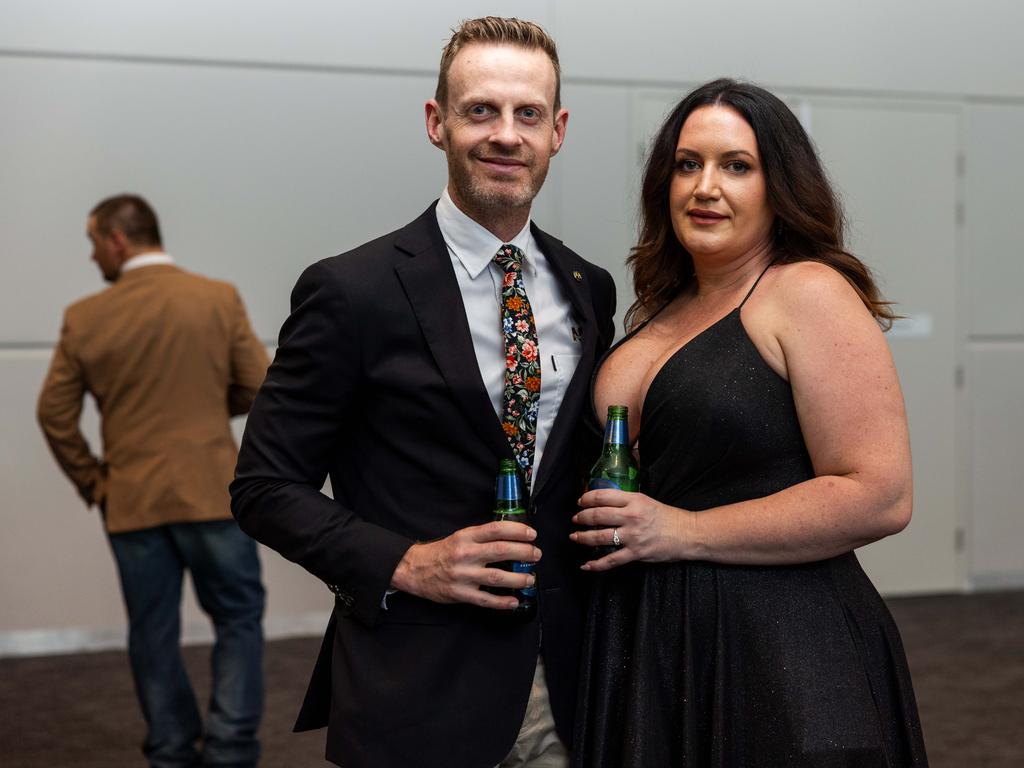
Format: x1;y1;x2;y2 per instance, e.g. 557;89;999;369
227;288;270;417
37;315;106;507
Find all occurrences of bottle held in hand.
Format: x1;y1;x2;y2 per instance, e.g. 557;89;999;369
487;459;537;620
588;405;638;557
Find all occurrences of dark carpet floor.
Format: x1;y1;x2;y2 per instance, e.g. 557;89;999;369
1;591;1021;767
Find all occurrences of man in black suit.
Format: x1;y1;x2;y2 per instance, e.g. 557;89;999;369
231;16;615;768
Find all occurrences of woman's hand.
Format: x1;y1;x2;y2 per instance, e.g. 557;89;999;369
570;488;689;570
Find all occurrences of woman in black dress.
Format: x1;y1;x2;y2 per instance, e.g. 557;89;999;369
570;79;928;767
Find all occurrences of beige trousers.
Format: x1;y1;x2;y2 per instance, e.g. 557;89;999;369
496;658;570;768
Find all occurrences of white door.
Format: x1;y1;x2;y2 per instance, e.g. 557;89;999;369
808;99;963;594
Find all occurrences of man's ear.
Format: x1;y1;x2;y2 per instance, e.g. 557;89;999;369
549;108;569;157
108;229;130;255
425;99;447;149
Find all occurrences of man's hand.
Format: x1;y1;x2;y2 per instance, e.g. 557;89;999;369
390;521;540;610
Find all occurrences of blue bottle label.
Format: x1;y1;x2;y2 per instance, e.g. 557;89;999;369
606;418;629;446
589;478;623;491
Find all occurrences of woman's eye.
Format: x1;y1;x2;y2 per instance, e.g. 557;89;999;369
726;161;750;173
676;159;700;172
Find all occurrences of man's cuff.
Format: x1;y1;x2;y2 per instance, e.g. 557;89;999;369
329;583;398;610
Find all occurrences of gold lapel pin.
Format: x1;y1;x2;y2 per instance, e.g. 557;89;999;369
572;270;583;282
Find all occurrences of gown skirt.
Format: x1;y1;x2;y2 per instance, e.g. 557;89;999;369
572;305;928;767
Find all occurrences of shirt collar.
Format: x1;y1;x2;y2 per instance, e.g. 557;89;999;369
121;251;175;273
435;187;534;279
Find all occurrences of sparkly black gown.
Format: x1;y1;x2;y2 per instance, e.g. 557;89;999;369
573;283;928;767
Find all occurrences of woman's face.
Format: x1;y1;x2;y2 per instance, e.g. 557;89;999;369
669;105;774;262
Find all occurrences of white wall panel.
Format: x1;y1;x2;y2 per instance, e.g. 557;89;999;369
8;2;1022;100
965;104;1024;337
1;353;334;646
3;0;1024;653
0;354;122;632
967;345;1024;587
554;1;1024;98
0;55;449;342
809;100;962;594
1;1;550;72
556;82;635;333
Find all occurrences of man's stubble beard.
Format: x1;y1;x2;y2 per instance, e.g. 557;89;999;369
447;150;549;220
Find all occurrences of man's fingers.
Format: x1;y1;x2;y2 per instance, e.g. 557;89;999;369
448;531;541;567
474;564;537;590
463;588;520;611
446;567;534;610
468;521;537;542
481;541;541;565
409;525;541;607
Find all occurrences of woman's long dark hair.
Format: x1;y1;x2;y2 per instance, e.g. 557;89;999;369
626;78;895;330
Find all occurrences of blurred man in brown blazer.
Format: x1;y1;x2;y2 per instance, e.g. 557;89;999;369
38;194;269;768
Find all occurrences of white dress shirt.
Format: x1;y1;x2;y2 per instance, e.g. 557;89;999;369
435;188;582;484
120;251;175;273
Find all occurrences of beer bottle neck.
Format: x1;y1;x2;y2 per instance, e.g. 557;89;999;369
603;417;629;447
495;471;524;512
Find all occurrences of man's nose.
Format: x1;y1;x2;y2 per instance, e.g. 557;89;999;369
490;112;522;147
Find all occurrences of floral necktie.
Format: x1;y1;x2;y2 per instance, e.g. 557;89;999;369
494;244;541;489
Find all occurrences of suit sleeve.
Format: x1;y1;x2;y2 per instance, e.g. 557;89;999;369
230;260;413;626
226;288;270;416
37;315;106;507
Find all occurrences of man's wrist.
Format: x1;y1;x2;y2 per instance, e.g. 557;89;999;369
392;540;437;596
389;544;418;592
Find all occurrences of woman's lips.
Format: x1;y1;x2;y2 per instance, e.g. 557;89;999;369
688;209;727;225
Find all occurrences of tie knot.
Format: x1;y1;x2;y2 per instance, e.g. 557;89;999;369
494;244;525;272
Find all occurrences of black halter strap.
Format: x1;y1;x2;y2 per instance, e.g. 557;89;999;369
738;261;775;309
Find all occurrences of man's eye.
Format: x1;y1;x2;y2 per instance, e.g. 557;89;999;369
469;105;492;117
520;108;540;120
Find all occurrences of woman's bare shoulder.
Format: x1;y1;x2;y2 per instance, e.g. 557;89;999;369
772;260;858;300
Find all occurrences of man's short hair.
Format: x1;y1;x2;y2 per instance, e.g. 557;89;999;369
435;16;561;111
90;194;162;248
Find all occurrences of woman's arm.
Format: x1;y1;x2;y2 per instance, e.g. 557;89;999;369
572;261;912;568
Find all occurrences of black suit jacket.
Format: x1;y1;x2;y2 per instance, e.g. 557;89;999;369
231;203;616;768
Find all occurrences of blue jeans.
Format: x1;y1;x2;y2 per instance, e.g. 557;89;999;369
108;519;265;768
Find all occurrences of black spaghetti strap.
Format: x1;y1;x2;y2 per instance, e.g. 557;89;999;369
738;261;775;309
631;298;673;335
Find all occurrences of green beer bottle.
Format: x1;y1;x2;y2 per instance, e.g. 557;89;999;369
588;405;638;557
488;459;537;620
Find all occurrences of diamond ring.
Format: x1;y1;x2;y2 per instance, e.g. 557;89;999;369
612;528;621;547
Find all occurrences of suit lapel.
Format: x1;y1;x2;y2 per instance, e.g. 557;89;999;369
393;206;513;463
530;225;600;501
